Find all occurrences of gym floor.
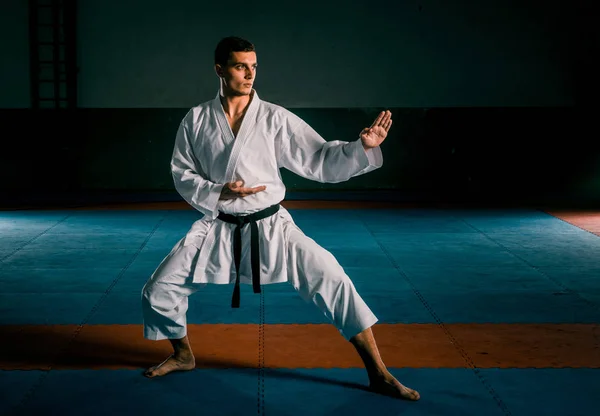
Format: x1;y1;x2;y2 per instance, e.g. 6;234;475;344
1;200;599;415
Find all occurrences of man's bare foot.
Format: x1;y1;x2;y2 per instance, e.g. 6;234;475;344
369;372;420;401
144;354;196;378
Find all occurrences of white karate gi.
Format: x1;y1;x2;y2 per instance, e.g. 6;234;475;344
142;90;383;341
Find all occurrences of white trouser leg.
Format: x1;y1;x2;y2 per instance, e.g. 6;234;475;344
141;239;204;340
286;226;378;341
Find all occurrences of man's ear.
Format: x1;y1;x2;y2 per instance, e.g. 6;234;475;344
215;64;223;78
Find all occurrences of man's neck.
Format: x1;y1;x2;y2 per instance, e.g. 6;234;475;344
219;90;253;119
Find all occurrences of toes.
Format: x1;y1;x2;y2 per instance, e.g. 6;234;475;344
369;379;420;401
405;388;420;401
144;364;161;378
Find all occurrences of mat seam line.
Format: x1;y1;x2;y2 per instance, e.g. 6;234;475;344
456;216;600;313
0;214;71;263
3;214;71;414
360;214;513;416
12;211;168;414
542;210;600;239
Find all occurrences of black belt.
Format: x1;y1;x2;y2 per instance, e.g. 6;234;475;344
217;204;280;308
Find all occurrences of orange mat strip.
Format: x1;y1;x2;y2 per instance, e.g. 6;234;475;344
546;210;600;237
1;323;598;370
6;199;600;238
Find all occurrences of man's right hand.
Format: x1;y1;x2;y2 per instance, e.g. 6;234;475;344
219;181;267;200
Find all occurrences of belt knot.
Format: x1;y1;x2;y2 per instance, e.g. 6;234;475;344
217;204;280;308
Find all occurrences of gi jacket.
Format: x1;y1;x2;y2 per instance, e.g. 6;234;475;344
170;90;383;284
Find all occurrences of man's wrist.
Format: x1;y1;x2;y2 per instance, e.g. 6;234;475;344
360;139;373;151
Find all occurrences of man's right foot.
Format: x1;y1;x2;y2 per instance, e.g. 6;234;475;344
144;354;196;378
369;372;420;401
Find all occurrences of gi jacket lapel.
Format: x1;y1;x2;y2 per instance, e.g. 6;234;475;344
212;90;261;182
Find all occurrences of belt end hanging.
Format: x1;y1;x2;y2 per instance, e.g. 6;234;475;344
231;283;241;308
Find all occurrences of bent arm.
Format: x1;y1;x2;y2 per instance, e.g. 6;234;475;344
171;121;224;219
278;118;383;183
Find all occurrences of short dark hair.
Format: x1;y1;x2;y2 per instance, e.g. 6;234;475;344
214;36;255;67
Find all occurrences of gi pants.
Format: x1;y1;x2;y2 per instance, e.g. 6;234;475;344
141;224;378;341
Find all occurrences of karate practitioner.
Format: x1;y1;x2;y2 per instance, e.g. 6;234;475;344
141;36;420;401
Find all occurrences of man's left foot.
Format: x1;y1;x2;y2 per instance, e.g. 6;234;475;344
369;373;420;401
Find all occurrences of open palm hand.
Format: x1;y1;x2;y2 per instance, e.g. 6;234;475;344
360;110;392;149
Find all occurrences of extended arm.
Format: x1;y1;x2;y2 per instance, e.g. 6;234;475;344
278;112;387;183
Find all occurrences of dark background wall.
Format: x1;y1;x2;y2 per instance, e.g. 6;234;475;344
1;0;598;207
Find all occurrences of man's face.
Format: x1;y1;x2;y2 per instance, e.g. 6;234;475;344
217;51;257;96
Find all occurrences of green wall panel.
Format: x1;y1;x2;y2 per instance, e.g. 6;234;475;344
1;106;598;206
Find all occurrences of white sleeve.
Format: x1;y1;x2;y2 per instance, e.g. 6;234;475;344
278;118;383;183
171;120;224;219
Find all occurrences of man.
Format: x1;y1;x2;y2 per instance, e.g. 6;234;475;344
141;36;420;401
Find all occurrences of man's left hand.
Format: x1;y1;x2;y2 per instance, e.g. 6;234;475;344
360;110;392;149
